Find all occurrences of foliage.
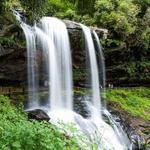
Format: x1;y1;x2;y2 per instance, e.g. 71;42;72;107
106;87;150;120
19;0;49;21
0;95;82;150
18;0;76;21
0;37;16;46
95;0;149;84
146;144;150;150
48;0;75;14
101;39;126;48
95;0;139;38
0;0;20;14
75;0;96;15
74;87;90;96
73;69;87;81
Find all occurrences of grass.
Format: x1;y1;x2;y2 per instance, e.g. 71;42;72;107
106;87;150;120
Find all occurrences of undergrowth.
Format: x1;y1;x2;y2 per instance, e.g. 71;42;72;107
0;95;82;150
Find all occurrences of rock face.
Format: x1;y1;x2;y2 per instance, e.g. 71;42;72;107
0;47;27;86
64;20;108;39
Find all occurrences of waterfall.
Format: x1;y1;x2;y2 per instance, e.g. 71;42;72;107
39;17;73;111
21;23;39;108
12;9;39;108
13;11;132;149
80;24;130;150
93;30;132;149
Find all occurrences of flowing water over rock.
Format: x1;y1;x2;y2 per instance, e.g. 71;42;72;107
13;10;133;150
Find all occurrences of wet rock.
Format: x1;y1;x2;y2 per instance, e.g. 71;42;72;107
0;47;27;86
27;109;50;121
74;94;91;118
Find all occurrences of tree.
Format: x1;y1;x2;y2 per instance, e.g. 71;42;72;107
68;0;96;15
94;0;139;39
19;0;49;21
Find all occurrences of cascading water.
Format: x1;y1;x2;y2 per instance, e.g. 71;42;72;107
39;17;73;111
34;17;73;122
80;24;102;119
13;10;132;150
92;30;132;149
92;30;106;99
79;24;131;150
21;23;39;108
35;25;61;110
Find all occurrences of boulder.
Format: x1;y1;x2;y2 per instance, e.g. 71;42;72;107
27;109;50;121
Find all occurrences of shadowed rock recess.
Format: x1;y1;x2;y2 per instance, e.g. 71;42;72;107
0;20;106;87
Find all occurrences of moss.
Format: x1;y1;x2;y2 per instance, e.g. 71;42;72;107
74;87;90;96
0;37;16;46
146;144;150;150
73;69;87;81
106;87;150;120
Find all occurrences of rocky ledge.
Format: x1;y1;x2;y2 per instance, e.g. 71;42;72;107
0;20;107;87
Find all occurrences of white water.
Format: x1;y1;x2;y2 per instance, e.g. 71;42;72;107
92;30;132;149
103;109;132;149
13;11;132;149
35;25;61;110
